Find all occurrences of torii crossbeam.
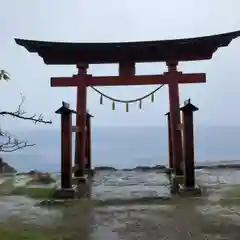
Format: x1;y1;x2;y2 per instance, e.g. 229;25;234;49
50;72;206;86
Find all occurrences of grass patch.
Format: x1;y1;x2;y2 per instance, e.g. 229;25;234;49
95;196;172;206
0;226;53;240
39;197;174;208
216;198;240;206
0;179;14;195
0;223;77;240
38;196;208;210
213;185;240;206
225;185;240;198
12;187;56;199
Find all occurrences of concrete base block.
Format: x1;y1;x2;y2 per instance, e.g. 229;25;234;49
72;176;87;185
72;166;94;177
174;175;184;184
75;180;91;198
170;175;183;194
53;188;75;199
86;169;95;176
179;184;202;197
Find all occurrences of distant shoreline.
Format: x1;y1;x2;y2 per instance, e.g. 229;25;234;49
94;163;240;172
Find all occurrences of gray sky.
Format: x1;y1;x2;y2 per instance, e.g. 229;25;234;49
1;0;240;130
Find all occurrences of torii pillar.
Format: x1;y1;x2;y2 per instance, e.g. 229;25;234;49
55;101;76;198
166;61;184;176
74;63;88;179
85;112;93;173
180;99;199;188
165;112;173;169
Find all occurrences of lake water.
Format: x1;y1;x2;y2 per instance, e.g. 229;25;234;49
2;126;240;172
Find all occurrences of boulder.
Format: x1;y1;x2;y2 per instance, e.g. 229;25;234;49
195;164;240;169
134;165;166;171
27;171;56;185
94;166;117;171
0;157;17;174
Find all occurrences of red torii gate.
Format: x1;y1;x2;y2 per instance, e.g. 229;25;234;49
50;63;205;177
15;30;240;183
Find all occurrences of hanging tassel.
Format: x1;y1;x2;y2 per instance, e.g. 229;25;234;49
112;101;115;110
139;99;142;109
151;93;154;102
100;94;103;104
126;103;129;112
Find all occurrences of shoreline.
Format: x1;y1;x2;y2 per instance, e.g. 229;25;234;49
94;163;240;172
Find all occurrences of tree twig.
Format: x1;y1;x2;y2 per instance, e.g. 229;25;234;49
0;94;52;124
0;94;52;152
0;130;35;152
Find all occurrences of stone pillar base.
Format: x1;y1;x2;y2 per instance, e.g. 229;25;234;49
53;188;75;199
72;176;87;185
174;175;184;184
179;184;202;197
170;175;185;194
86;169;95;176
75;178;91;198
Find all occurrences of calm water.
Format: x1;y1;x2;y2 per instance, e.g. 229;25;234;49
2;126;240;172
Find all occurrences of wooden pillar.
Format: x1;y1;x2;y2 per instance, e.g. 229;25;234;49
55;102;76;189
166;61;183;175
180;99;199;188
85;117;89;169
165;112;173;169
75;63;88;178
85;113;93;171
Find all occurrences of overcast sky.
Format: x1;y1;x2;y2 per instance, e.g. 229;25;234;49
1;0;240;130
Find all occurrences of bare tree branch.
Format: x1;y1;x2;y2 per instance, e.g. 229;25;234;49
0;70;10;81
0;94;52;124
0;130;35;152
0;85;52;152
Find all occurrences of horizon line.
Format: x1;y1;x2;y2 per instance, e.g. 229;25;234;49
7;125;240;132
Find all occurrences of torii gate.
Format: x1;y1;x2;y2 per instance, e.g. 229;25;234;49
15;30;240;183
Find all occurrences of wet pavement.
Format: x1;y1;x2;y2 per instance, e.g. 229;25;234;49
92;170;170;200
0;169;240;239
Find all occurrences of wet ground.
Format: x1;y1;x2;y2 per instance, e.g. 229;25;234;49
0;169;240;239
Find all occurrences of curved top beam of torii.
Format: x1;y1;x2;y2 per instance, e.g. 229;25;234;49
15;30;240;65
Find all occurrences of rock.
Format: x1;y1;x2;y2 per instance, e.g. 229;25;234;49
195;164;240;169
134;166;152;171
27;170;38;175
0;157;17;174
151;165;166;170
27;171;56;185
16;172;25;176
52;188;75;199
94;166;117;171
134;165;166;171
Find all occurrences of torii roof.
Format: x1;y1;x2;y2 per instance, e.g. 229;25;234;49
15;30;240;65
